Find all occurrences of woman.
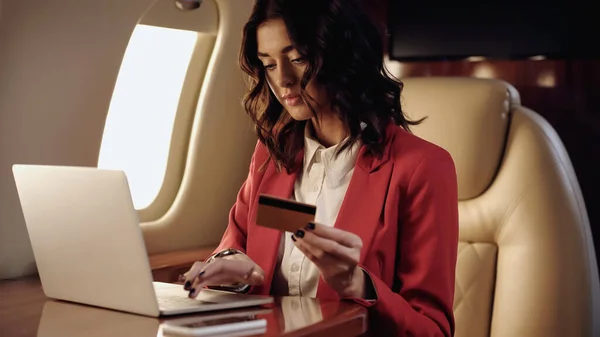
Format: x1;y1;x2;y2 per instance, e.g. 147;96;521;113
182;0;459;335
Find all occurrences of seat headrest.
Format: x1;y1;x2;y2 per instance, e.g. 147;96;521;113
400;77;520;200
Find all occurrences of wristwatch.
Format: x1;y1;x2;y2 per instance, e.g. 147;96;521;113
205;248;251;294
205;248;244;264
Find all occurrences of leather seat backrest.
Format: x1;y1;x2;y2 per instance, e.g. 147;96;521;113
400;77;600;337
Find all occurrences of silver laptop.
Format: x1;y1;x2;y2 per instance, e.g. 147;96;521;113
12;164;273;317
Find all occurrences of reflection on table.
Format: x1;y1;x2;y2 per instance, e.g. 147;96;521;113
0;276;367;337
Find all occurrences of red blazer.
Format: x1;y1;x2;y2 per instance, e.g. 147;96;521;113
213;123;459;337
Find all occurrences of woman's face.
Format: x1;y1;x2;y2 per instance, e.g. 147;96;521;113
256;18;330;121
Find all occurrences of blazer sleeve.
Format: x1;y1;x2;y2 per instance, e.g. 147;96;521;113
354;150;459;337
211;140;264;256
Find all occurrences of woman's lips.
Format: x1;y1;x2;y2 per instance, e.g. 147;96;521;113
284;95;302;106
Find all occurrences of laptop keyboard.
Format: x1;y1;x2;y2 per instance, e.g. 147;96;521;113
157;293;214;309
152;281;273;312
154;282;215;310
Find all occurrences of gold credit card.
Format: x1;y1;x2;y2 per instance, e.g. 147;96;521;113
256;194;316;233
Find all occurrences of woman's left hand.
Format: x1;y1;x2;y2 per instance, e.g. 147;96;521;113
292;222;366;298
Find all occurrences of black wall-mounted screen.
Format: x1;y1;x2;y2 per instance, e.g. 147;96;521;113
388;0;599;61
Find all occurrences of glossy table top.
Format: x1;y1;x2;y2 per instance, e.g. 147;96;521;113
0;276;368;337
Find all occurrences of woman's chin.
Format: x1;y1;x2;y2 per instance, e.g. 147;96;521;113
287;106;313;121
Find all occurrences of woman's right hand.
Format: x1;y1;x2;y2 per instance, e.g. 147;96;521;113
182;256;265;298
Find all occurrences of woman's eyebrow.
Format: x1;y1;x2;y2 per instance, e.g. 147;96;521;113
258;45;294;57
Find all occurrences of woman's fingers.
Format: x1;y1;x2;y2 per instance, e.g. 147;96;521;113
294;233;354;266
304;222;363;249
299;231;360;265
293;235;323;263
295;227;360;265
182;261;205;290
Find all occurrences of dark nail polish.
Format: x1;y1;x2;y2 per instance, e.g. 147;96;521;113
291;234;296;242
184;281;191;290
306;222;315;230
295;229;305;238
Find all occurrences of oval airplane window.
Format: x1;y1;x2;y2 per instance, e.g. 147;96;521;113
98;0;217;220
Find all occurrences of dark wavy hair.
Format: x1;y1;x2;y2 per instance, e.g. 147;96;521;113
239;0;422;173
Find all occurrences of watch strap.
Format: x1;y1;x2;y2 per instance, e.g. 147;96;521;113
205;248;244;264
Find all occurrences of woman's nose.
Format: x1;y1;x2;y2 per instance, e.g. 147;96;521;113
276;65;296;88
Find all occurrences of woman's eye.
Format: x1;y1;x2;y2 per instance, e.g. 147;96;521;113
292;57;306;64
264;64;276;71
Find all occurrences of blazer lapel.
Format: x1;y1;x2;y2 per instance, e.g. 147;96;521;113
249;152;302;295
316;124;397;300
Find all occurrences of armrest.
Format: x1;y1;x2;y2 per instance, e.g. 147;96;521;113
149;246;216;283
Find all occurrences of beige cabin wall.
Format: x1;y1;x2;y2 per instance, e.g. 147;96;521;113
0;0;154;279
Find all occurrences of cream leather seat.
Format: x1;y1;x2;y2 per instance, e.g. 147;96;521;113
400;77;600;337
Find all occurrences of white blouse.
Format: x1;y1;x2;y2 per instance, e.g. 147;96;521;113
270;127;361;297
